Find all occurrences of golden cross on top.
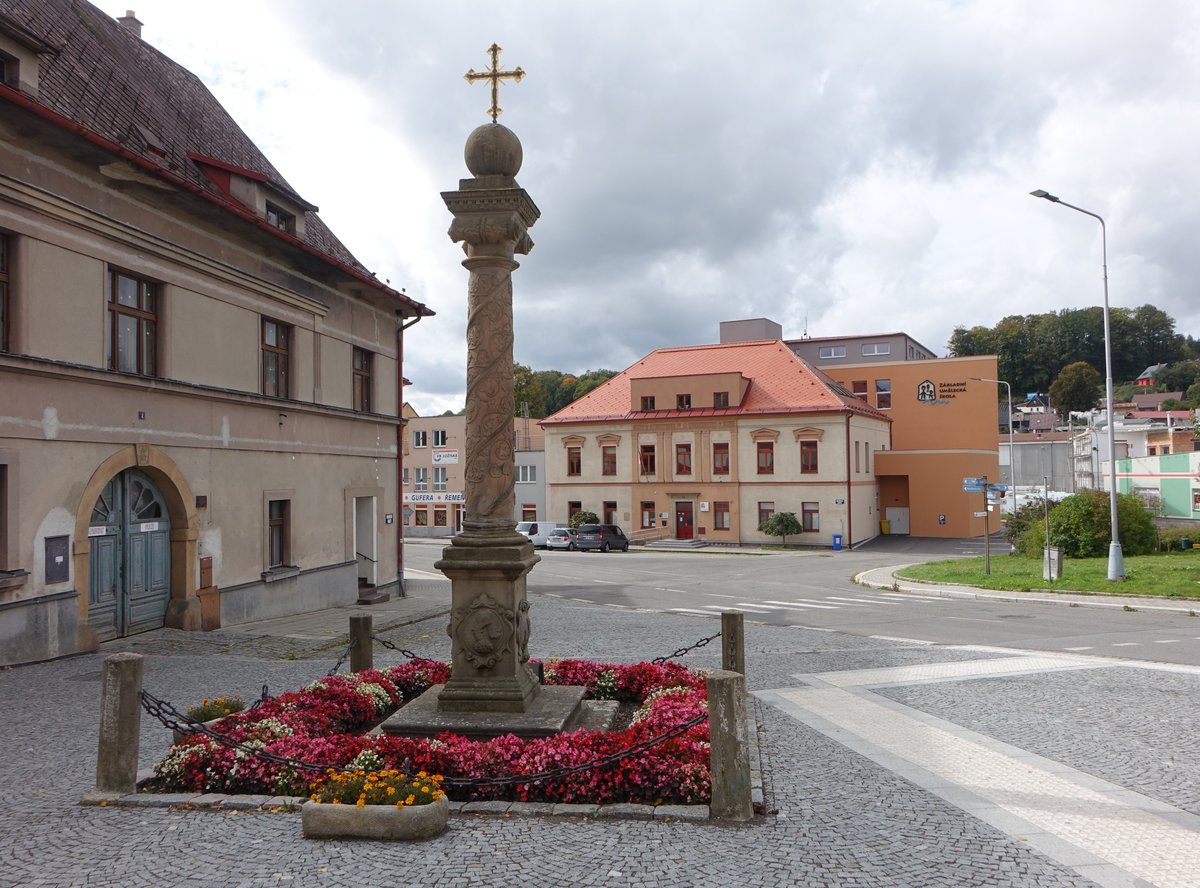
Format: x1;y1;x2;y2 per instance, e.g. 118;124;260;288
465;43;525;123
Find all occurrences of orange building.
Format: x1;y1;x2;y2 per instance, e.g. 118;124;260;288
821;356;1001;538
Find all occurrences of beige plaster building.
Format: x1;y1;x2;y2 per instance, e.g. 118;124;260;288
541;341;892;547
0;2;431;665
400;408;546;537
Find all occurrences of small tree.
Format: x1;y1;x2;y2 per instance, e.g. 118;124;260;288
568;510;599;529
1049;361;1102;418
763;511;802;545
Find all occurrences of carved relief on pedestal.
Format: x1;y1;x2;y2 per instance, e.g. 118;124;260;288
516;599;531;664
448;592;515;671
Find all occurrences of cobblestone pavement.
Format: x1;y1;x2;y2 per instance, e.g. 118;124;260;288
1;588;1194;886
875;667;1200;817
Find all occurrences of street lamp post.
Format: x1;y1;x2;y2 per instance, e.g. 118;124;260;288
1030;189;1124;580
970;376;1014;504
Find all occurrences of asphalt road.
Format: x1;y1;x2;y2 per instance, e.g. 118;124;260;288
406;536;1200;667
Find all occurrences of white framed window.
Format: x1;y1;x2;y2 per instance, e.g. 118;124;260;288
413;430;428;448
414;467;428;491
402;467;409;486
516;464;537;483
862;343;890;356
433;466;447;491
818;346;846;359
433;429;448;447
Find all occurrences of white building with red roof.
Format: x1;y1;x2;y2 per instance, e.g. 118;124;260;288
540;340;891;548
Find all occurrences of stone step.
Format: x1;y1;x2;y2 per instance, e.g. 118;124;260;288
356;587;391;605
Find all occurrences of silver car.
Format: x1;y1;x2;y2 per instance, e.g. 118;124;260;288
544;527;577;550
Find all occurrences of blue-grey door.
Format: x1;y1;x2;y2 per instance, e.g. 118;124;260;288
88;470;171;640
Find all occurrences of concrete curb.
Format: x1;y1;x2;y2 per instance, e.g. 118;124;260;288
855;567;1200;615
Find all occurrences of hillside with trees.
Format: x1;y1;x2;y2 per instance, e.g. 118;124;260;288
946;305;1199;399
513;366;619;418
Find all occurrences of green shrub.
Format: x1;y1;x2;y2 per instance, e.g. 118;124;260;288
1156;526;1198;552
1041;490;1157;558
568;510;599;529
1005;498;1058;546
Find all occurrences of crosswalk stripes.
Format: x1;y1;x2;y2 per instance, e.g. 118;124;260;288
668;591;953;618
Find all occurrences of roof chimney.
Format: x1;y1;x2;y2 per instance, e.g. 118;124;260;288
117;10;143;39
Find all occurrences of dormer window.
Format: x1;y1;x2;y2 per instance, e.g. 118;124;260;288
713;391;729;408
676;394;691;410
640;396;655;411
266;203;295;233
0;54;12;87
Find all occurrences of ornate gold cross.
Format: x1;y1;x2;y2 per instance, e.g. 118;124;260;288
465;43;525;123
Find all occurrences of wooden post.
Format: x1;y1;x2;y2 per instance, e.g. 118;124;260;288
83;652;144;802
706;669;752;821
349;614;373;673
721;611;744;675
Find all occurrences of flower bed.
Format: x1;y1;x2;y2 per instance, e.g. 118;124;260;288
152;659;710;805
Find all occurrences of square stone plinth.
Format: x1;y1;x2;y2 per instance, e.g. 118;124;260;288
381;684;598;740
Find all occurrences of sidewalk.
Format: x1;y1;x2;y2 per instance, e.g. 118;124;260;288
8;565;1198;886
855;565;1200;615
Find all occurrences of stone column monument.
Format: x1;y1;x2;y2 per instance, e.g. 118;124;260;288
383;46;592;740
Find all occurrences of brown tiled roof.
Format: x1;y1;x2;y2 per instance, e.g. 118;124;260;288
541;340;892;425
0;0;430;314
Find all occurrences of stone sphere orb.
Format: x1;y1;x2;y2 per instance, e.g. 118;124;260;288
465;123;523;177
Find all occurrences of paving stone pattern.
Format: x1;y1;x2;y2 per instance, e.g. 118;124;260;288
0;594;1108;887
876;667;1200;817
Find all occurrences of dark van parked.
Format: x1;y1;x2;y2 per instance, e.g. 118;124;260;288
575;524;630;552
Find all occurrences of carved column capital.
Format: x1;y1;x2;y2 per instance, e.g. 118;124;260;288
442;186;541;259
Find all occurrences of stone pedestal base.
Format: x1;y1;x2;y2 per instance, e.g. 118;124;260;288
435;534;541;714
381;684;604;740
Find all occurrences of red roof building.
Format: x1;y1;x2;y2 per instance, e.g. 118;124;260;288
541;341;892;547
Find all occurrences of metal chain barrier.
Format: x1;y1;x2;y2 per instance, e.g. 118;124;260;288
246;684;272;712
140;688;706;791
324;635;357;677
652;630;722;665
372;635;441;664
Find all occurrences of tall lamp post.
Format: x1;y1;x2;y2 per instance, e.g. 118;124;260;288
1030;189;1124;580
971;376;1014;504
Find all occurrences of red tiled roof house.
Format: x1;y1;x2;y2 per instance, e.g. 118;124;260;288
540;341;891;548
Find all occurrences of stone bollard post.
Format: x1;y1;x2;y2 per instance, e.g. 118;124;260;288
83;652;144;803
721;611;744;675
349;614;373;674
706;668;753;821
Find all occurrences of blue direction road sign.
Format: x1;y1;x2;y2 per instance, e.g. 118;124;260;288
963;485;984;493
987;483;1008;491
963;477;986;486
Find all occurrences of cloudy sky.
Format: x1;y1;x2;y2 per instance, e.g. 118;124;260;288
126;1;1200;415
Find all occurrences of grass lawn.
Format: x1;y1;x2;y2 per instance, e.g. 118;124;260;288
895;548;1200;600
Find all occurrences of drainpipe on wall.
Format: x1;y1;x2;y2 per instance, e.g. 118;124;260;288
396;313;423;595
845;414;853;548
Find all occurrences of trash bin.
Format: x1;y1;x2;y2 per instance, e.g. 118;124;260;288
832;533;843;551
880;520;890;535
1043;546;1063;581
1181;537;1191;551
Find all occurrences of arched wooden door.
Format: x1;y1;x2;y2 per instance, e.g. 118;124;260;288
88;469;172;640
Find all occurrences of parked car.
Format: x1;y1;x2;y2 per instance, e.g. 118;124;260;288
515;521;565;548
544;527;577;551
575;523;630;552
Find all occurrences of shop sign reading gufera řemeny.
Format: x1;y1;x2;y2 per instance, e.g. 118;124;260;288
405;492;466;503
917;379;967;405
